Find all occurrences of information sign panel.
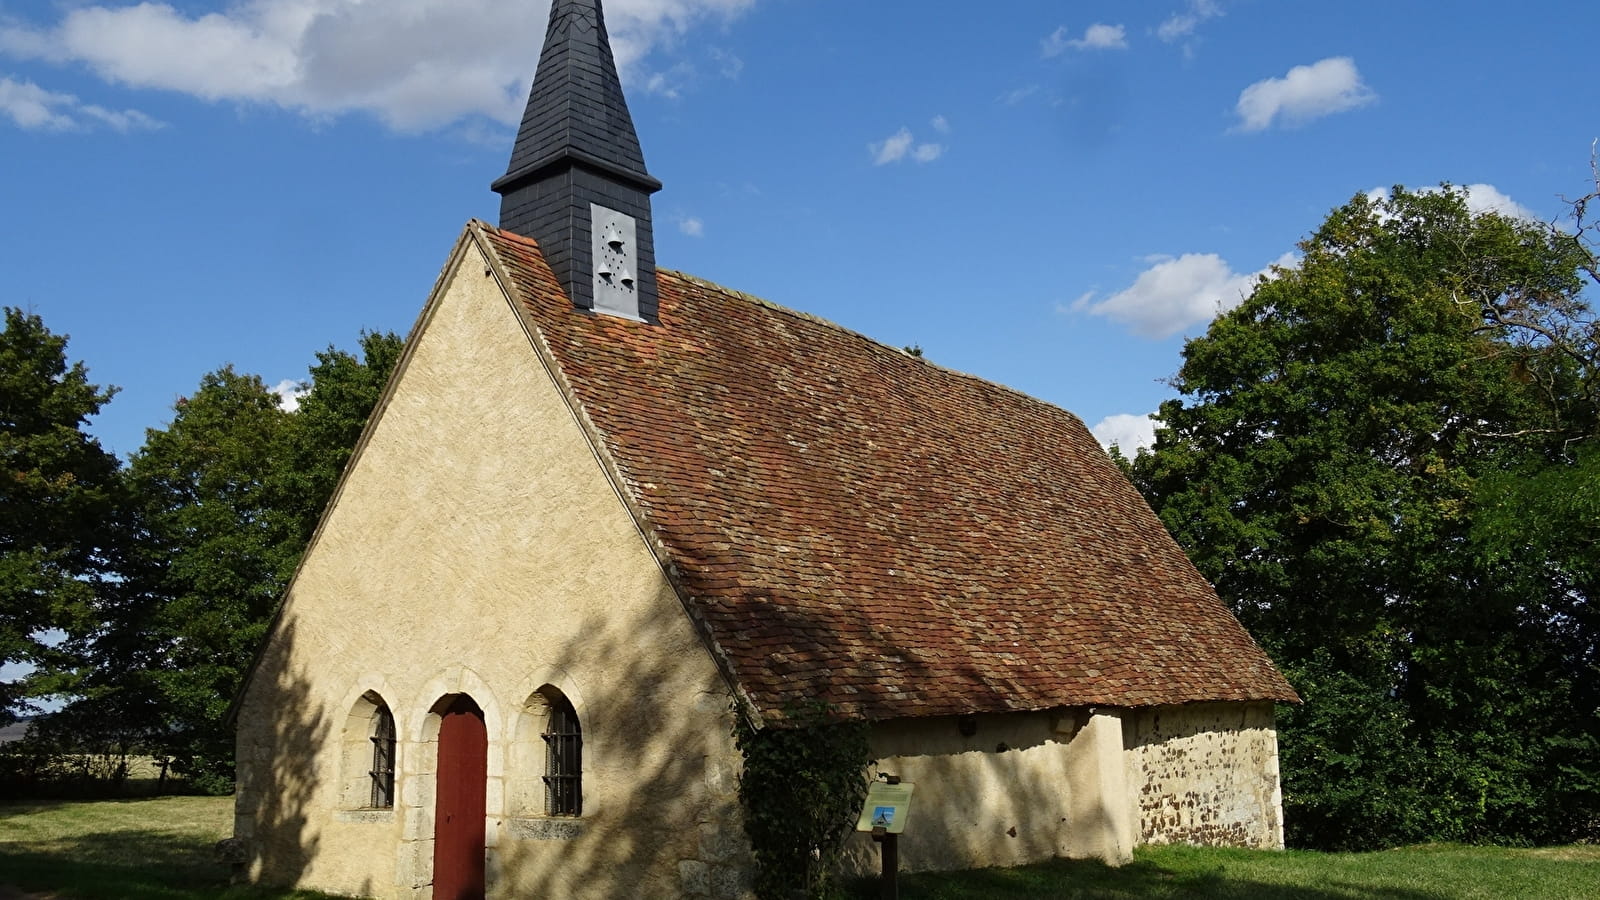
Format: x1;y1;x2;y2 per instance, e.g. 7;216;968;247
855;781;915;834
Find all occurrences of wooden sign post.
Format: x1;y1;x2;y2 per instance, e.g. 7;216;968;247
855;775;914;900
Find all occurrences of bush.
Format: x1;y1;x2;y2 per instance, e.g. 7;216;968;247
734;702;871;900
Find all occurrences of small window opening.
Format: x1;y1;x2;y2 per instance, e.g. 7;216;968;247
542;694;582;817
369;705;396;809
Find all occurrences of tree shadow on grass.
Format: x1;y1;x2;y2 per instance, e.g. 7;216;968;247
2;839;223;900
0;826;344;900
848;854;1453;900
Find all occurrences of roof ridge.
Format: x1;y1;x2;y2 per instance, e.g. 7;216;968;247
658;266;1093;431
659;267;866;339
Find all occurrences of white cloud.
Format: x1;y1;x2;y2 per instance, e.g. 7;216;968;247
870;126;943;166
1234;56;1375;132
1041;27;1071;58
708;47;742;80
271;378;307;412
1158;0;1222;43
1366;183;1538;221
1457;184;1534;219
0;75;160;131
0;0;757;132
76;102;162;131
930;114;949;134
997;84;1040;106
1042;23;1127;57
871;127;914;165
678;216;704;237
1091;413;1157;453
1080;251;1297;339
0;77;76;130
645;70;683;100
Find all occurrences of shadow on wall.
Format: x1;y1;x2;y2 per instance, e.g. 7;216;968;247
839;715;1114;877
489;584;748;900
240;558;1147;894
806;619;1119;876
232;617;362;894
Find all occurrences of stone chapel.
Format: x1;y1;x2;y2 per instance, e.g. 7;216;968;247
232;2;1298;897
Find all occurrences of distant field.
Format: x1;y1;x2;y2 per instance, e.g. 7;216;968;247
3;796;1596;899
0;753;186;798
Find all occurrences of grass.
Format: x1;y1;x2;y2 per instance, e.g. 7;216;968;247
2;796;1595;899
0;795;342;900
855;841;1600;900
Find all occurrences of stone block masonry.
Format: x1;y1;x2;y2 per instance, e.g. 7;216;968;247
1124;702;1284;849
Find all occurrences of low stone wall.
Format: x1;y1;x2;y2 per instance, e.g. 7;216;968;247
1123;701;1284;849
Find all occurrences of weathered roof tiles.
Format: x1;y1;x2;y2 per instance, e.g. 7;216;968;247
475;221;1298;723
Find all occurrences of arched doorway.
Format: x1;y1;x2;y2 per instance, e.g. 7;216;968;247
433;694;486;900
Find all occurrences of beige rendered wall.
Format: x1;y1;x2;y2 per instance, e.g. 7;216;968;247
234;237;751;899
840;709;1135;875
1123;702;1284;849
838;701;1283;876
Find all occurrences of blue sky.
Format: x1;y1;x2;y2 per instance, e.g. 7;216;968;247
1;0;1595;460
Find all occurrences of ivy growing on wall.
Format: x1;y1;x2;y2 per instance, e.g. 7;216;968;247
733;701;872;900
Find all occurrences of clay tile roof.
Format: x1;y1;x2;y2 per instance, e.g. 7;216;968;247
474;222;1298;723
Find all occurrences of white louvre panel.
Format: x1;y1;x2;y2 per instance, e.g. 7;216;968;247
591;203;641;320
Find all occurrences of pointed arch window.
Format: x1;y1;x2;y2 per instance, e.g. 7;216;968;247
369;704;396;809
542;693;582;817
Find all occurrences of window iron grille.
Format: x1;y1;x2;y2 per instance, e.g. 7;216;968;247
369;705;396;809
542;695;582;817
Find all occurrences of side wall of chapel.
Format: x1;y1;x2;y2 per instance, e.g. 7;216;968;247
841;701;1283;875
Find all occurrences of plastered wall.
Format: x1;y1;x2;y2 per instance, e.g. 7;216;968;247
840;709;1135;875
1124;702;1284;849
233;237;752;899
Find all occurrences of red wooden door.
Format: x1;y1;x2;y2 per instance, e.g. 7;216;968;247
433;696;487;900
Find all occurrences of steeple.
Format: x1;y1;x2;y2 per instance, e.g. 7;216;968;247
492;0;662;322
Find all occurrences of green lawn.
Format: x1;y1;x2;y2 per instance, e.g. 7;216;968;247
3;796;1595;899
858;842;1600;900
0;795;341;900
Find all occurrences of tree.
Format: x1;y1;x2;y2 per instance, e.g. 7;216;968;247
270;330;405;545
1128;185;1599;848
99;332;403;790
121;367;297;790
0;308;121;723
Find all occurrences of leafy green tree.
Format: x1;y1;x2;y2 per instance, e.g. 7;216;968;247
271;331;405;545
122;367;297;790
1129;185;1598;848
0;308;122;723
102;332;403;790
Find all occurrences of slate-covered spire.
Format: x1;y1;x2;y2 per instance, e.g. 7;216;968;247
492;0;662;321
